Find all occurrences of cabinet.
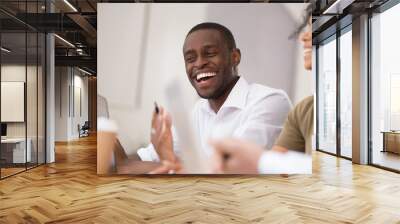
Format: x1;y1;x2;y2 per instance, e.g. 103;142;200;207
382;132;400;154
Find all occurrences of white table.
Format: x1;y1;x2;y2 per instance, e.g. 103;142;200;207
1;138;32;163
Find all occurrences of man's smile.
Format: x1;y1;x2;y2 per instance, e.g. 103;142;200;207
193;72;217;89
196;72;217;82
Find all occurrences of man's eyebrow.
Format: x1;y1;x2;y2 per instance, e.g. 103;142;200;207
203;44;218;49
183;43;219;55
183;49;196;56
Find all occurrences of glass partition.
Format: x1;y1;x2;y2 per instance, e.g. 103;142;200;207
27;31;38;169
38;32;45;165
317;36;337;155
0;1;46;179
0;31;28;177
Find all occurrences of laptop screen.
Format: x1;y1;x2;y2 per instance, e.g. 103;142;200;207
1;123;7;137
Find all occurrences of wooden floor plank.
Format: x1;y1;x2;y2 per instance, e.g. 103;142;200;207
0;135;399;223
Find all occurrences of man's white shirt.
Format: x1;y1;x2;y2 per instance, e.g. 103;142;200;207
137;77;292;161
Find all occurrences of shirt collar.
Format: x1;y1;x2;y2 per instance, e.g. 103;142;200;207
200;77;249;114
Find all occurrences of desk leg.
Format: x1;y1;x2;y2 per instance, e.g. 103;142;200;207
382;133;386;153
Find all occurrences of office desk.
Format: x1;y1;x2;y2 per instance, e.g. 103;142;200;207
381;131;400;154
116;161;160;174
1;138;32;164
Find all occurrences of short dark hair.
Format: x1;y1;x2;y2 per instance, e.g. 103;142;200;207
186;22;237;51
289;0;315;39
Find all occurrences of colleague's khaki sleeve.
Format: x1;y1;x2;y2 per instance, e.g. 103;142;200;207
274;104;305;152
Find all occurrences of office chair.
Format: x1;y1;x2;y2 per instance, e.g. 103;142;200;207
79;121;90;138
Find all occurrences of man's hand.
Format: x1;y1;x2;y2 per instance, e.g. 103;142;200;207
210;138;264;174
150;106;176;163
148;160;183;174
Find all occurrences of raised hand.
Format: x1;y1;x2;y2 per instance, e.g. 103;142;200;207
150;105;176;163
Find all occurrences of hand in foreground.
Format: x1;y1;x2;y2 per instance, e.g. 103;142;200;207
210;138;264;174
150;105;176;163
148;160;183;174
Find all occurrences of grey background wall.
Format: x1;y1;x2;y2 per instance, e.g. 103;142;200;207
98;3;313;154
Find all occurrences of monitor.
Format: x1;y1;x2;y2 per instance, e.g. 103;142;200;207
1;123;7;137
1;82;25;122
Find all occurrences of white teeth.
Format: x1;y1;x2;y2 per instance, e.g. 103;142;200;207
196;72;216;81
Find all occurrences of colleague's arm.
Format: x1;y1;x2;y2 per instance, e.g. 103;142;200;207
210;138;263;174
274;96;314;153
258;147;312;174
112;135;167;174
211;139;311;174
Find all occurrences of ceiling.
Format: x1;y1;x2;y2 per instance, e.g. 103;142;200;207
0;0;395;74
311;0;391;44
0;0;98;74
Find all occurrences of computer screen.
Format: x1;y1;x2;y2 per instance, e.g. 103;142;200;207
1;123;7;137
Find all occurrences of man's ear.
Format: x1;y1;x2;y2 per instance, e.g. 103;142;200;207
232;48;241;67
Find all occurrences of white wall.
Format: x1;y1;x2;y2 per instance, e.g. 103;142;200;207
55;67;89;141
204;4;312;102
55;67;69;141
98;3;312;153
1;66;26;125
284;4;313;103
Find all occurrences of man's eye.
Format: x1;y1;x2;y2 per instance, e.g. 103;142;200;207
206;52;217;57
185;57;195;63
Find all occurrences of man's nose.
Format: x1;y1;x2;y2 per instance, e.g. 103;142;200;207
194;56;208;68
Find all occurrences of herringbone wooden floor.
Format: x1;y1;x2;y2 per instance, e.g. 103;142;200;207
1;135;400;224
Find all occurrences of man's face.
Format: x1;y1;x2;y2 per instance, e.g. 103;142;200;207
183;29;240;99
299;19;312;71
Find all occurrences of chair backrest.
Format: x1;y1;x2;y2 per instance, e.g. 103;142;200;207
82;121;90;129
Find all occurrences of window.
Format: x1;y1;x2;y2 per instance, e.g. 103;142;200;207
339;28;352;158
370;2;400;171
317;36;337;155
390;74;400;130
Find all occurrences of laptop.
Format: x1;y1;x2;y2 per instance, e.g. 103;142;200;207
165;79;209;174
1;123;7;140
